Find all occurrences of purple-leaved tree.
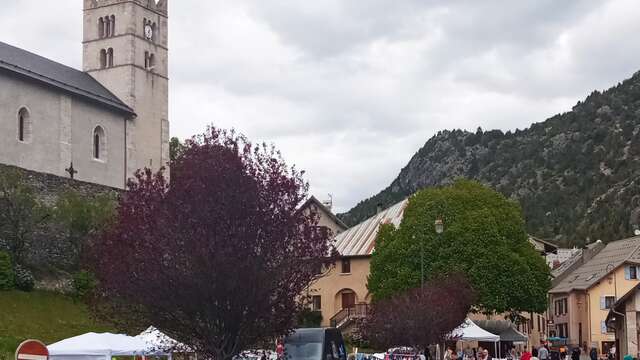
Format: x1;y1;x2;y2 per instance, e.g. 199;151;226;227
364;274;475;352
90;128;333;360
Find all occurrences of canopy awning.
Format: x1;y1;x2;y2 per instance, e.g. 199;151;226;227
48;332;172;360
136;326;191;353
450;319;500;342
474;319;528;343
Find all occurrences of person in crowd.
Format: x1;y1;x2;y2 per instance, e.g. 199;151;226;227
571;347;581;360
444;346;453;360
560;347;567;360
276;341;284;359
477;347;484;360
539;343;549;360
464;346;473;360
522;347;532;360
533;346;539;358
509;346;517;360
483;349;492;360
589;347;597;360
609;345;616;360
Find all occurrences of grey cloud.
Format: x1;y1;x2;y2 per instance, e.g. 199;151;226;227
2;0;640;211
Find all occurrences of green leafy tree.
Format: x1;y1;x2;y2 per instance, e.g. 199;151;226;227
0;251;14;290
368;179;550;315
169;137;186;162
0;170;47;263
53;190;116;267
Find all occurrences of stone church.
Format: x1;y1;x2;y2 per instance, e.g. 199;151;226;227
0;0;169;189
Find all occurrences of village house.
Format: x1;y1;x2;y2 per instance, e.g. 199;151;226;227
605;282;640;359
307;199;554;348
548;236;640;356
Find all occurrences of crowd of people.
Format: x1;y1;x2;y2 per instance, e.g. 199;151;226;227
440;341;622;360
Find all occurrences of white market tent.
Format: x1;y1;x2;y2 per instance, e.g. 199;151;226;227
450;318;500;342
48;332;173;360
137;326;191;353
450;319;500;358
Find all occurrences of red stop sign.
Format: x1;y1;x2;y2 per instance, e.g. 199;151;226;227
15;340;49;360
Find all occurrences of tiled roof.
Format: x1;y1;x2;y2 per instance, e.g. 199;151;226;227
0;41;134;115
301;196;348;231
550;236;640;293
551;248;584;278
334;199;408;257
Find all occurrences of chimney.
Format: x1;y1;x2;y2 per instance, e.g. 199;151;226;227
322;194;333;212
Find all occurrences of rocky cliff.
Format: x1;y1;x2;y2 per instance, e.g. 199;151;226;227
339;71;640;246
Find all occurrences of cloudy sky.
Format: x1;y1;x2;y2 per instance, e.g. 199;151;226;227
2;0;640;212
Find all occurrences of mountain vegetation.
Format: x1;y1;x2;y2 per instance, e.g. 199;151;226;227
339;71;640;246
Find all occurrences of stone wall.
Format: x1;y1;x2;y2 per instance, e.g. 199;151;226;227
0;163;121;275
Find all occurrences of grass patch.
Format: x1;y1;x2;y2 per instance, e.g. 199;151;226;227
0;290;113;360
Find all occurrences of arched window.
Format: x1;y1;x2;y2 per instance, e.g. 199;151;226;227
107;48;114;67
105;18;111;38
110;15;116;36
148;53;155;69
98;17;104;38
144;51;149;69
93;126;106;161
152;22;157;41
99;49;107;68
17;107;31;142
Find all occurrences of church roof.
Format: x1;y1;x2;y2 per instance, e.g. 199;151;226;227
0;41;134;116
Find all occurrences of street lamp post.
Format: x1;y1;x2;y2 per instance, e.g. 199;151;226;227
427;218;443;290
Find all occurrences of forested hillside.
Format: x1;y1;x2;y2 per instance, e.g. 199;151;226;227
339;71;640;246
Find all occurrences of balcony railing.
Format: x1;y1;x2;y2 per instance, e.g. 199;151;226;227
330;304;370;328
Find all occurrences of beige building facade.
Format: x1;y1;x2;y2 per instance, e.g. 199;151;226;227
0;0;169;188
309;199;553;349
607;283;640;359
549;236;640;356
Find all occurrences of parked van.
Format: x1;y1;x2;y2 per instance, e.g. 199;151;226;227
284;328;347;360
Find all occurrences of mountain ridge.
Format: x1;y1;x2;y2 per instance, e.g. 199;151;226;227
338;71;640;246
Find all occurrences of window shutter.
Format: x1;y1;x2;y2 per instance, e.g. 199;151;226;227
626;266;631;280
600;296;606;310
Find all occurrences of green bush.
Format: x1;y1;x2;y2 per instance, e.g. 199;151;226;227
0;252;14;290
296;308;323;328
72;271;97;301
13;265;35;292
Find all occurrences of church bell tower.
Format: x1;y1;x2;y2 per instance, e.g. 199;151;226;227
82;0;169;178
